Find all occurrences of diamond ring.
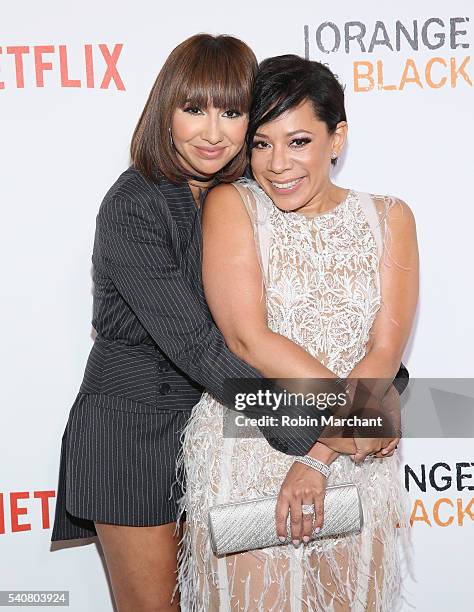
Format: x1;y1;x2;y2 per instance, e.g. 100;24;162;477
301;504;315;515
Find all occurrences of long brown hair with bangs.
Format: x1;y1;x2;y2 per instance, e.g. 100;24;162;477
131;34;258;184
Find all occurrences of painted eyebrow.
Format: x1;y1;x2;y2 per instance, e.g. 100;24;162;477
253;129;314;138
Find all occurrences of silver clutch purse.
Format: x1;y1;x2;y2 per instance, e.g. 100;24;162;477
208;483;362;556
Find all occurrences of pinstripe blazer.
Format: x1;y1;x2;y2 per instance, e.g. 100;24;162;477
80;166;258;407
79;166;408;456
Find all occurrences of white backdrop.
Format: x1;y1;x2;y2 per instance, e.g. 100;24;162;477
1;1;473;610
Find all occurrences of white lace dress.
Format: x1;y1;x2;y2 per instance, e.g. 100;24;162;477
177;179;411;611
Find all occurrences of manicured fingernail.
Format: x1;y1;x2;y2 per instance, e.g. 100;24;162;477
303;536;310;543
278;536;285;542
292;539;300;546
314;527;321;533
382;449;388;454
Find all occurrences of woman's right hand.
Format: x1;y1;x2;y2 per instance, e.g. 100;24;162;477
275;442;339;545
275;460;328;546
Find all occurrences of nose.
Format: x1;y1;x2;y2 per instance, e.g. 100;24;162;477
268;144;292;174
201;113;224;145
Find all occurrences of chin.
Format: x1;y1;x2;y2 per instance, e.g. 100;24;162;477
271;196;303;212
192;158;229;176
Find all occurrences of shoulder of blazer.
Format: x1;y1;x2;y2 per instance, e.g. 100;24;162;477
97;166;173;223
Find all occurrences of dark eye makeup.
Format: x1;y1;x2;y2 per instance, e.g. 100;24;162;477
251;136;312;149
290;137;312;147
182;106;243;118
183;106;203;114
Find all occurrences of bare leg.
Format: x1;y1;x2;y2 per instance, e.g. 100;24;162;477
365;534;384;611
185;522;293;611
201;536;386;612
302;531;387;612
94;521;181;612
225;549;292;611
311;545;353;612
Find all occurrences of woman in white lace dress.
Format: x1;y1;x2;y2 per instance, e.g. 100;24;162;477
177;56;419;611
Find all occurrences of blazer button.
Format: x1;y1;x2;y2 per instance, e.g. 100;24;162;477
158;360;169;373
159;383;171;395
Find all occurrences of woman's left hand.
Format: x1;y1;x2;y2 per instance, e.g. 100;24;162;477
350;383;402;461
371;384;402;458
372;436;400;458
275;461;327;546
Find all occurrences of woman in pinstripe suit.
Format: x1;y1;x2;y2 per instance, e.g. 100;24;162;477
51;34;263;612
51;34;406;611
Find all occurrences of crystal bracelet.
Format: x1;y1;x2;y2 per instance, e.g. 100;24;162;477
293;456;331;478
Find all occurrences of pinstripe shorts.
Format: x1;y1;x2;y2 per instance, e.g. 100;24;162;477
51;393;191;541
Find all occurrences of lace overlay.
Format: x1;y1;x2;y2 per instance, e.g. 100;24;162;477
176;180;412;611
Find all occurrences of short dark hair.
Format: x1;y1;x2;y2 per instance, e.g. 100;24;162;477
247;55;346;166
131;34;258;184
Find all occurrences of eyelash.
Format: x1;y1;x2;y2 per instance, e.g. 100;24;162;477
252;137;312;149
183;106;202;115
223;109;243;119
291;137;312;147
182;106;242;119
